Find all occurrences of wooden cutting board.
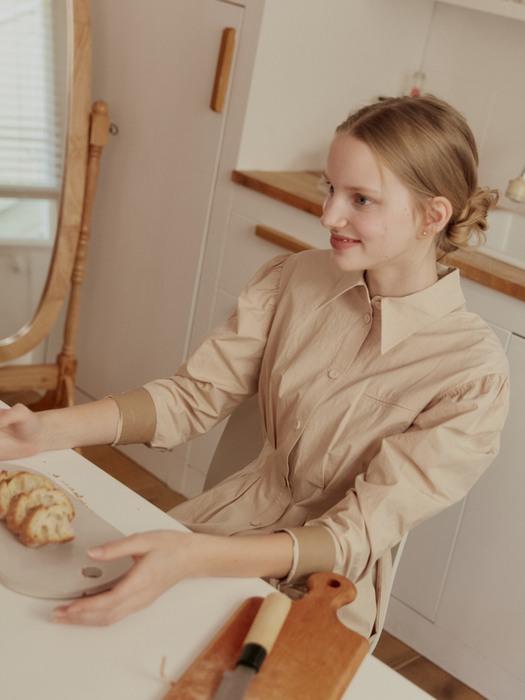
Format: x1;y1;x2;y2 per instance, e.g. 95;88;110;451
163;571;370;700
0;463;133;599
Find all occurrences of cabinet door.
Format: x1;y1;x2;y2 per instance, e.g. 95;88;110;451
73;0;243;397
434;332;525;684
390;500;465;621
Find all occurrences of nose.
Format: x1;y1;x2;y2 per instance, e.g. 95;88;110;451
321;195;349;230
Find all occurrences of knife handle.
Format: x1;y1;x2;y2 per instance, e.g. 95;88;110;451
237;592;291;671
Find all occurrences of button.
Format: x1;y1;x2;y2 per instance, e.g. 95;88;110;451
294;419;301;430
328;369;339;379
250;520;262;527
364;313;372;323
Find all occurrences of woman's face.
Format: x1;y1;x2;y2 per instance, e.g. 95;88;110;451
321;134;432;293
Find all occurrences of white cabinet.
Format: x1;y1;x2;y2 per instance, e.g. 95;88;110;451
435;332;525;688
387;282;525;700
58;1;263;490
79;0;243;391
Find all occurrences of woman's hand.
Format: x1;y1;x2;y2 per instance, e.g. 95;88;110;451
0;397;121;460
53;529;294;626
0;403;46;460
53;531;195;626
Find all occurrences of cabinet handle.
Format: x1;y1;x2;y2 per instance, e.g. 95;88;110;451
210;27;236;113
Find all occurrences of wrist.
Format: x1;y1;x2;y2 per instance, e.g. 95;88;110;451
38;397;121;451
189;532;294;581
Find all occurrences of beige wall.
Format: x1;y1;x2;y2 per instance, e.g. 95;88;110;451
238;0;434;170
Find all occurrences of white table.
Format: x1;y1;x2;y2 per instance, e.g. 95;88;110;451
1;444;433;700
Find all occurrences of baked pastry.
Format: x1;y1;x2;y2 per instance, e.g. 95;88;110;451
0;472;54;519
0;469;24;485
6;487;75;534
0;470;76;547
19;503;75;547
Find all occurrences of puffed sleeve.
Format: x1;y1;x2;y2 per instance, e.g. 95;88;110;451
112;254;291;448
284;371;509;587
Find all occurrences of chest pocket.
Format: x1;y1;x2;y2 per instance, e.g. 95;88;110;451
360;393;415;435
304;393;417;491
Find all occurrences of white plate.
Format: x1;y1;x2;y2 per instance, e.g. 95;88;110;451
0;463;133;599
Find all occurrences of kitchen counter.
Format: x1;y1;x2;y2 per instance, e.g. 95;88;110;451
232;169;525;303
0;399;434;700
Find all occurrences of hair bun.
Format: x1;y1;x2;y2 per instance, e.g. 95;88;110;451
440;187;499;254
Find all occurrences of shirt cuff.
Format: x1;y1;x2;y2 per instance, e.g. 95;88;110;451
109;388;157;445
279;525;337;584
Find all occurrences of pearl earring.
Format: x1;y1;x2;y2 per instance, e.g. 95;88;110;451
422;231;428;236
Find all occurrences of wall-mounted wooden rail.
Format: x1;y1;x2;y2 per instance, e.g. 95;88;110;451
255;225;315;254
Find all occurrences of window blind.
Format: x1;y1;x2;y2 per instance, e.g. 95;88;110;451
0;0;68;199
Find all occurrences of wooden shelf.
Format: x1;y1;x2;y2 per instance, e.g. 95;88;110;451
444;247;525;302
231;170;324;217
233;169;525;303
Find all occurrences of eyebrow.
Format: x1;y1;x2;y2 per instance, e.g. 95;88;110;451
322;172;381;196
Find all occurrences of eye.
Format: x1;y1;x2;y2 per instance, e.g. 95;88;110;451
355;194;372;206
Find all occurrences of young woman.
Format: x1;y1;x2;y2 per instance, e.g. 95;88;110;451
0;95;509;640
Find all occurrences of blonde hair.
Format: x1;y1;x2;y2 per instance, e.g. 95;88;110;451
336;95;498;255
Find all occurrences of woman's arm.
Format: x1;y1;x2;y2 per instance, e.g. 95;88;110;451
0;397;121;459
53;530;294;626
0;256;290;461
304;374;510;588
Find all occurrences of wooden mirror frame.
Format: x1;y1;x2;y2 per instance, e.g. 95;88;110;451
0;0;110;408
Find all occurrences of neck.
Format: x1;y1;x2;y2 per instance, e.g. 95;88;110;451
365;261;439;298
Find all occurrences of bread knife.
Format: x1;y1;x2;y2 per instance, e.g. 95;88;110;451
211;591;291;700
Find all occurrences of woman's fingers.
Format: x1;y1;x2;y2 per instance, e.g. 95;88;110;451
86;532;156;561
54;587;130;626
87;530;193;567
54;562;159;625
53;531;192;626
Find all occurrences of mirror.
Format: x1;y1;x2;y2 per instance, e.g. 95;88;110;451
0;1;68;342
0;0;110;408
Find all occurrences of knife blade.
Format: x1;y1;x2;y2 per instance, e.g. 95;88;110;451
211;591;291;700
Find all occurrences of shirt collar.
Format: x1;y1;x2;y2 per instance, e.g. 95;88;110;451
317;264;466;354
316;269;367;308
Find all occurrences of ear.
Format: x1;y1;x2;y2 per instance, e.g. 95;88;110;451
419;196;453;239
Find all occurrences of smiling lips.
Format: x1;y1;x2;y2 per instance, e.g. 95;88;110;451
330;233;360;251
